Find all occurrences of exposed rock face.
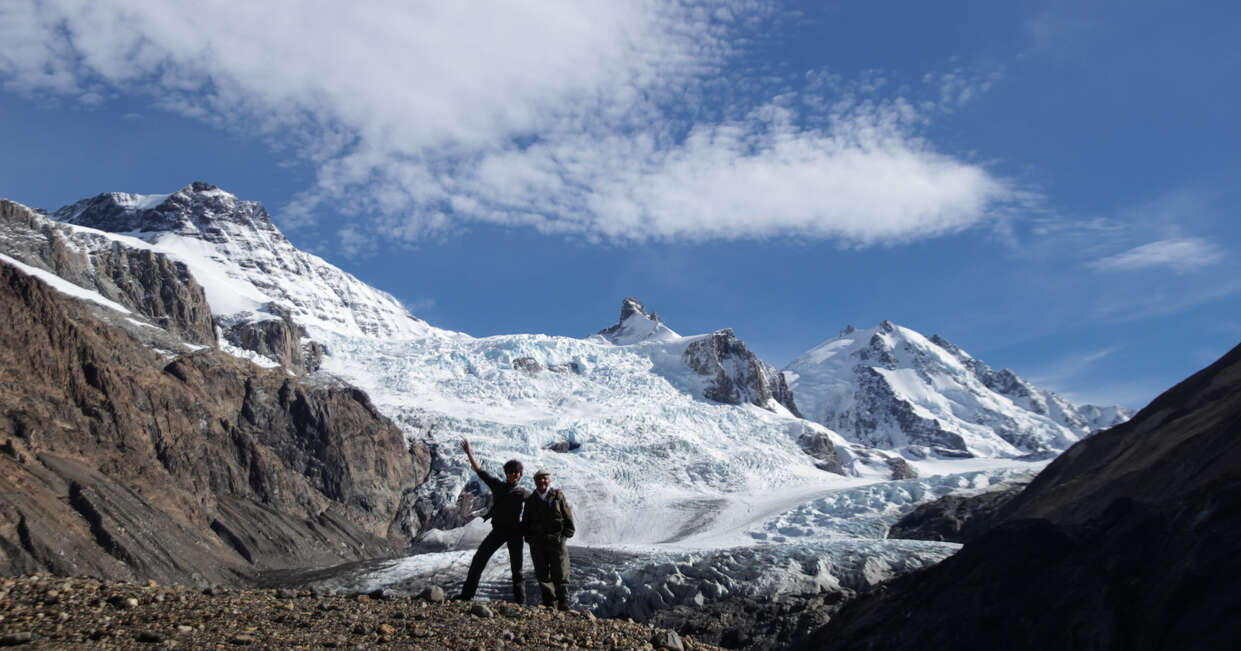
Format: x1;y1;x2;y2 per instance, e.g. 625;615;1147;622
683;329;801;416
596;297;803;417
0;260;431;586
800;341;1241;651
220;303;326;374
547;440;581;453
849;365;969;454
886;484;1024;543
512;357;543;374
796;432;844;474
0;199;215;346
884;457;919;481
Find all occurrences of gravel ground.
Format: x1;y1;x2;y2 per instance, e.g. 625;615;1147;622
0;575;719;650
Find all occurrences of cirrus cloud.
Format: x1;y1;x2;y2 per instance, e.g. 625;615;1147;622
1087;238;1227;273
1;0;1015;247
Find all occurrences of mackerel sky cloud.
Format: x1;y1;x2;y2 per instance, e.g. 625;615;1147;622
0;0;1011;245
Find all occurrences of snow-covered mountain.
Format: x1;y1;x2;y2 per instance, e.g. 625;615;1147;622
55;182;433;342
785;322;1132;458
1;182;1131;618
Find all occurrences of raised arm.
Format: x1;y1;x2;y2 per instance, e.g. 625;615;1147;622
462;438;481;472
463;439;507;495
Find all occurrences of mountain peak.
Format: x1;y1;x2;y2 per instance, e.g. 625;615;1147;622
598;297;679;345
619;296;658;323
189;180;219;193
48;183;430;341
54;182;274;236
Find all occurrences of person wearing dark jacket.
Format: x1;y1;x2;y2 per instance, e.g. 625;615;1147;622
521;468;575;610
457;439;531;603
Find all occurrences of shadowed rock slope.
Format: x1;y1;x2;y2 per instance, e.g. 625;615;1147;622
0;260;431;587
799;341;1241;651
885;483;1026;543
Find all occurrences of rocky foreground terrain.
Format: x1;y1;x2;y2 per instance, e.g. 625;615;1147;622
0;574;716;650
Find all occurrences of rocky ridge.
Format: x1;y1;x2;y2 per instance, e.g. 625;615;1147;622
929;334;1130;436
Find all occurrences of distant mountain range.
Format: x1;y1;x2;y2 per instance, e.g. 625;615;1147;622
1;183;1149;633
44;183;1128;462
1;184;1131;550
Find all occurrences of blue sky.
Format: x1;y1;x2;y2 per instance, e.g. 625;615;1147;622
1;0;1238;410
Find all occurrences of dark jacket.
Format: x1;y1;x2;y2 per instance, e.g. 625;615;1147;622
522;489;575;544
476;468;531;531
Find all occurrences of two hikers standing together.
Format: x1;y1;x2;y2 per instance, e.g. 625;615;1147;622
457;439;575;610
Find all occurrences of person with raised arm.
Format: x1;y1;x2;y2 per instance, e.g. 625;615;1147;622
456;439;531;603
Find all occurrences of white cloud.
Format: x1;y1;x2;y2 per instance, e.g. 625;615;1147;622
1027;346;1120;389
0;0;1014;247
1087;278;1241;324
1023;12;1093;59
1026;347;1163;409
1059;379;1164;412
1087;238;1227;273
401;297;437;316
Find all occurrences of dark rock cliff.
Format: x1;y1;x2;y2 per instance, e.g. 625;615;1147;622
219;303;327;374
683;329;802;416
798;341;1241;651
0;260;431;586
848;365;969;454
886;484;1025;543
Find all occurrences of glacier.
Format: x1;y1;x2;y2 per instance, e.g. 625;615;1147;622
281;462;1036;616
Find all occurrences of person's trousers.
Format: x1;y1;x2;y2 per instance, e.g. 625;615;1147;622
528;538;570;610
459;528;525;603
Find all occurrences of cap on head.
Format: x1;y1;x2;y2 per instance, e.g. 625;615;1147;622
534;469;551;479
